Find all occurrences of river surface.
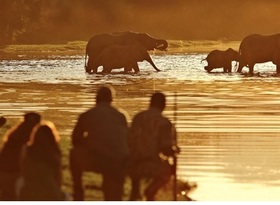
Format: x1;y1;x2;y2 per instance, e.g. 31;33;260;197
1;53;280;201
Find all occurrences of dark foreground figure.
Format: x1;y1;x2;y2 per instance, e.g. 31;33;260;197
0;112;41;200
128;92;178;200
70;85;129;200
18;121;65;200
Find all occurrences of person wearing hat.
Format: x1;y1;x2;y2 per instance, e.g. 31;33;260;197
70;85;129;201
0;112;41;200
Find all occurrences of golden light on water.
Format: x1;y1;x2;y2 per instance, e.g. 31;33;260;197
2;74;280;200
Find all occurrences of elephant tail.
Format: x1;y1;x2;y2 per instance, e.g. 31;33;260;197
84;50;87;68
201;58;207;63
234;62;239;72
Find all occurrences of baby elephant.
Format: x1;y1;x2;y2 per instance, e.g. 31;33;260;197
202;48;239;73
85;44;160;74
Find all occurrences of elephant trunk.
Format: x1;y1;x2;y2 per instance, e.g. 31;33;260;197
146;57;160;72
155;39;168;51
85;56;100;73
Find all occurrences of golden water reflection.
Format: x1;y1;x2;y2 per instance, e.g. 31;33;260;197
1;78;280;200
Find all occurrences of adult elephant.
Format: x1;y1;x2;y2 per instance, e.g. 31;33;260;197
237;34;280;75
85;31;168;71
85;44;160;74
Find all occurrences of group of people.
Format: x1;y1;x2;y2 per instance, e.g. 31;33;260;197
0;85;179;201
0;113;65;200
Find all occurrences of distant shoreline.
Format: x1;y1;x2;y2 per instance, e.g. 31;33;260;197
0;40;240;60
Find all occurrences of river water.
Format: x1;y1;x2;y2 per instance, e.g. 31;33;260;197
1;53;280;201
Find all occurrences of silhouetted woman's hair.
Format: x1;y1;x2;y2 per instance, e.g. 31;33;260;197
27;121;61;168
20;121;64;200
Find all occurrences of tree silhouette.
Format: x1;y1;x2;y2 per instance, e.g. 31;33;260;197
1;0;280;44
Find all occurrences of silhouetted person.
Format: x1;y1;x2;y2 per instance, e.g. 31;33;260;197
18;121;65;200
0;117;6;128
128;92;177;201
0;112;41;200
70;85;129;201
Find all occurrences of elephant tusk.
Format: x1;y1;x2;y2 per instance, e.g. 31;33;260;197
156;44;165;49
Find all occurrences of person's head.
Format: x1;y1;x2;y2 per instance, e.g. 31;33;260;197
24;112;41;125
27;121;61;166
149;92;166;112
2;112;41;144
28;121;60;148
96;85;115;104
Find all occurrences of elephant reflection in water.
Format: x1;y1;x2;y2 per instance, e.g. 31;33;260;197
237;33;280;75
85;31;168;73
85;44;160;74
202;48;239;73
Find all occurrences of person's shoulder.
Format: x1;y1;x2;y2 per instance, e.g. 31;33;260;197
78;107;96;118
160;115;172;126
115;107;130;121
133;109;148;119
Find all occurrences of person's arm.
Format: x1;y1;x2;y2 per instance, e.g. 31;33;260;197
71;114;86;146
159;119;175;156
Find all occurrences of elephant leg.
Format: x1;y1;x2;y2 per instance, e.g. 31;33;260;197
130;177;141;201
124;66;132;73
228;66;232;73
70;148;85;201
277;65;280;74
87;57;93;69
237;62;245;73
133;63;140;73
223;67;227;73
86;57;97;73
102;66;111;74
248;64;254;75
205;66;213;73
92;67;98;73
224;62;231;73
